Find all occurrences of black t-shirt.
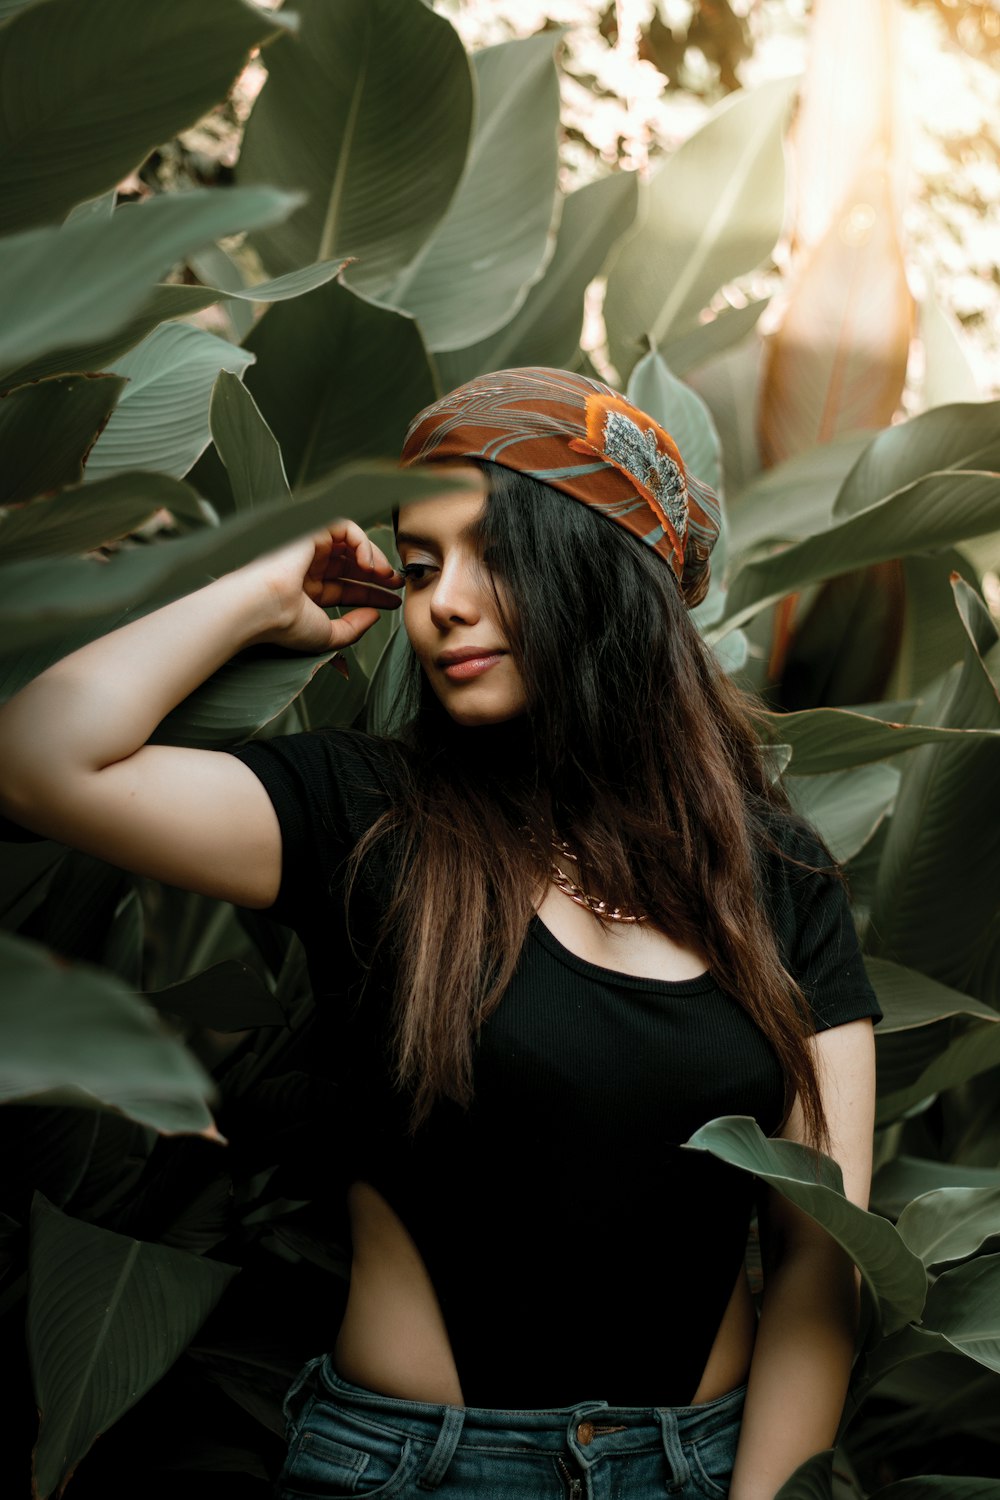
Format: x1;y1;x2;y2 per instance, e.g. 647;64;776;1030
226;727;882;1408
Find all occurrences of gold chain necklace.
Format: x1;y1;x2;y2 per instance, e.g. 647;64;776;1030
546;836;649;925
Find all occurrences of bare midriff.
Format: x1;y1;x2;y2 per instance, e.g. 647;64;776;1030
332;887;757;1408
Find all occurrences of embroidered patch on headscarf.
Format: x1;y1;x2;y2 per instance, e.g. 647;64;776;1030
400;367;721;607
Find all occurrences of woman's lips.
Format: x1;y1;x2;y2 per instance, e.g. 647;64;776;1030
440;653;505;681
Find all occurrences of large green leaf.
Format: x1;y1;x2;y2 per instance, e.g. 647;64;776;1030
604;78;794;380
365;615;415;737
869;579;1000;998
0;472;205;564
434;171;639;389
834;401;1000;520
660;298;768;378
872;1156;1000;1222
85;323;254;482
0;0;289;233
784;764;897;862
774;1451;835;1500
242;276;437;487
28;1193;237;1499
728;432;875;558
920;1252;1000;1375
209;370;290;513
383;32;561;351
240;0;472;292
866;957;998;1033
0;929;215;1134
149;643;343;749
684;1116;927;1334
719;470;1000;633
876;1013;1000;1126
0;186;301;372
0;373;125;503
755;704;1000;775
0;465;451;651
896;1187;1000;1268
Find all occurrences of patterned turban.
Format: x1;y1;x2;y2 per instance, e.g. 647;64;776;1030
400;367;721;607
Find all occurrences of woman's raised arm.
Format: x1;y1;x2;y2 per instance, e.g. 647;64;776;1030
0;521;402;910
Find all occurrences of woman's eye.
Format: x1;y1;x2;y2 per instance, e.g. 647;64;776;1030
401;563;433;584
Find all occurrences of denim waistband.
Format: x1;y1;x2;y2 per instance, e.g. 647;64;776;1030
285;1355;747;1490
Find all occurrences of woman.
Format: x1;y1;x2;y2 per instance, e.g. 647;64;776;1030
0;367;879;1499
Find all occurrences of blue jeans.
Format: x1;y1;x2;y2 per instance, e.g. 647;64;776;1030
277;1355;746;1499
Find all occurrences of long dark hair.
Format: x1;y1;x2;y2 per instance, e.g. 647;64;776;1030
350;460;831;1151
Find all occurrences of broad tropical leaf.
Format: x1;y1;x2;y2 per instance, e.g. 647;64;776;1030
921;1252;1000;1376
383;32;562;351
872;1157;1000;1222
754;704;1000;775
0;472;205;564
209;371;290;512
242;276;437;488
85;323;254;482
240;0;473;292
661;299;768;379
684;1116;927;1334
774;1451;835;1500
0;187;301;372
0;0;289;233
0;930;215;1134
627;350;722;493
896;1187;1000;1268
720;470;1000;631
834;400;1000;520
28;1193;237;1499
784;764;897;862
0;466;451;651
0;373;124;504
604;78;794;380
434;171;639;389
728;432;874;557
919;290;982;409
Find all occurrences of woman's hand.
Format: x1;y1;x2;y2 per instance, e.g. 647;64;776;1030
245;518;404;655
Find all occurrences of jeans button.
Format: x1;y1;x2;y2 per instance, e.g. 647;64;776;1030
576;1421;594;1446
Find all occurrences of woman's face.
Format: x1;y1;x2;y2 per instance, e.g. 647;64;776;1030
397;468;528;727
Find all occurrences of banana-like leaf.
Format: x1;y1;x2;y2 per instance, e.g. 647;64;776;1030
148;643;344;749
754;704;1000;775
896;1187;1000;1268
919;290;982;409
728;432;874;557
920;1252;1000;1376
774;1450;835;1500
686;332;764;500
383;32;562;351
0;930;215;1134
1;260;349;392
0;186;301;372
785;764;898;863
895;549;983;700
243;277;437;488
434;171;639;389
834;400;1000;520
0;373;125;504
0;466;450;651
661;299;769;379
876;1014;1000;1127
865;957;998;1033
872;1157;1000;1222
0;0;289;234
365;617;415;737
209;371;290;513
604;78;794;380
758;158;912;466
684;1116;927;1334
627;350;722;493
85;323;254;482
870;579;1000;997
0;472;210;565
28;1193;237;1500
240;0;472;292
720;470;1000;632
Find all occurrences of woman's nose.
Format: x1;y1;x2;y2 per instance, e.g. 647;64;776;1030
429;556;482;627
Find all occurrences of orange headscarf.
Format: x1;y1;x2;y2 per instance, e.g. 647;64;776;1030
401;367;721;607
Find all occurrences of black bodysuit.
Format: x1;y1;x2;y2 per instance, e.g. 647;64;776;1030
226;728;882;1408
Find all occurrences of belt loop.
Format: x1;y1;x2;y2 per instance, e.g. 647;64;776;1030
417;1403;466;1491
656;1407;690;1495
281;1353;325;1432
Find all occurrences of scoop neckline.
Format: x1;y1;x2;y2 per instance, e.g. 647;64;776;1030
529;915;717;994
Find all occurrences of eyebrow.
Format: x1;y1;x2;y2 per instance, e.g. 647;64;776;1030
395;520;485;551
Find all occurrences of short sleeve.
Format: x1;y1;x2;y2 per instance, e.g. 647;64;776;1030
765;820;883;1033
224;727;398;935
